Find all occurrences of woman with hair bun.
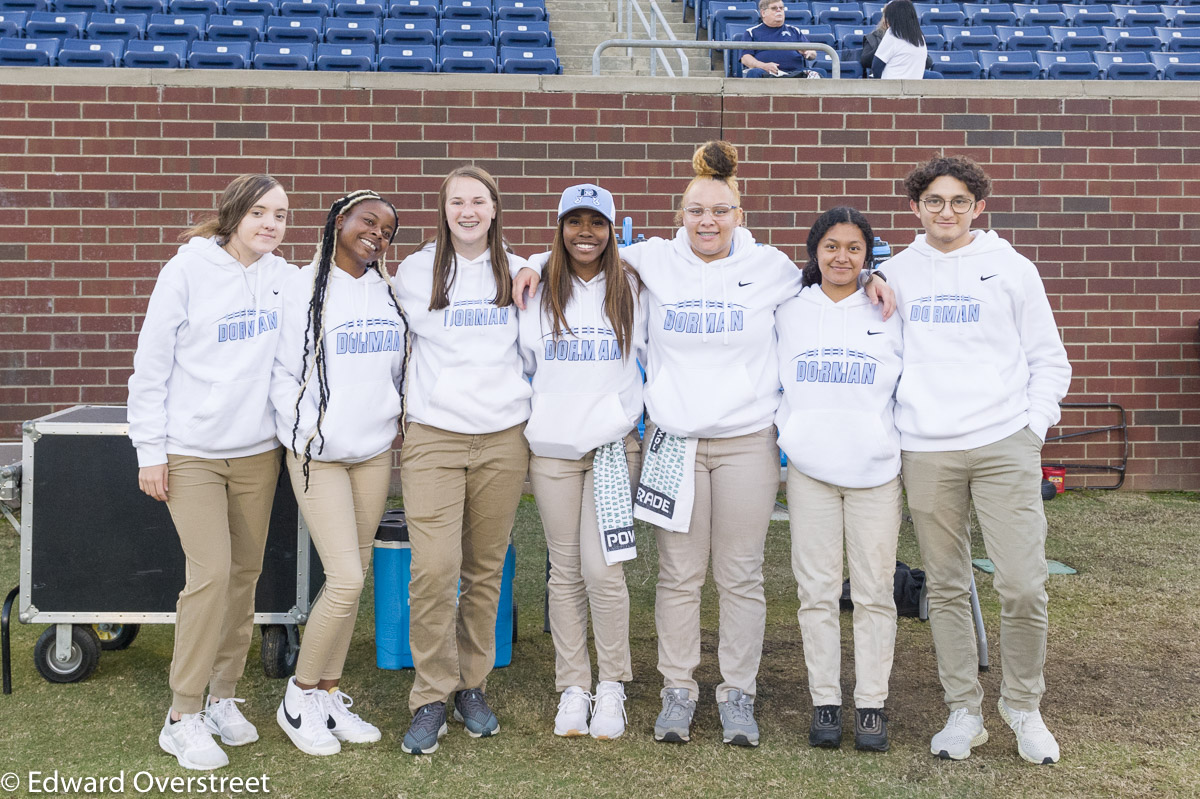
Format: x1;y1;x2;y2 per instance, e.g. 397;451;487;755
776;207;903;753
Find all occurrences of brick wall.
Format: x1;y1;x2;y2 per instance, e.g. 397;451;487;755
1;71;1197;490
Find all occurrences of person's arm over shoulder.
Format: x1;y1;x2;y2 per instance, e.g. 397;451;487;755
127;260;189;468
1016;259;1071;441
268;266;312;453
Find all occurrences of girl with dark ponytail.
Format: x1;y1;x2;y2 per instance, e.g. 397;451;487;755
269;190;407;758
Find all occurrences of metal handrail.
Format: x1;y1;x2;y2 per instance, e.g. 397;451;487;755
617;0;689;77
593;39;841;79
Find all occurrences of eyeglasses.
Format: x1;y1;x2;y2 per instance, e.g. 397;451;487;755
683;204;739;219
920;196;976;214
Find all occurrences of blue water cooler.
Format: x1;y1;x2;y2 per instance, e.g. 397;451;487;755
373;509;515;670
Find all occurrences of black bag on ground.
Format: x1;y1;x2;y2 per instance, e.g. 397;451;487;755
840;560;925;617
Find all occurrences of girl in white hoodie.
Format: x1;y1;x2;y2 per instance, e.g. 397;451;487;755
128;174;291;772
775;207;903;754
270;190;406;758
394;166;532;755
518;183;646;741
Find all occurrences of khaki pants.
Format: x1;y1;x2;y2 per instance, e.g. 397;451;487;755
529;431;642;691
166;448;281;714
287;450;392;685
402;422;529;713
652;424;780;702
902;426;1050;714
788;469;902;709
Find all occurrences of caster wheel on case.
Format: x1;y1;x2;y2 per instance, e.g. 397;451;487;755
94;623;140;651
260;624;299;679
34;625;101;684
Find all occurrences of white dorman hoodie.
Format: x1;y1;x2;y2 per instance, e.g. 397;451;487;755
394;243;532;435
270;262;407;463
881;229;1071;451
620;226;803;439
775;285;903;489
128;236;292;467
518;251;648;460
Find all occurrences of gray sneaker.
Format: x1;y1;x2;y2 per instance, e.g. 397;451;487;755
401;702;447;755
453;689;500;738
717;689;759;747
654;687;696;743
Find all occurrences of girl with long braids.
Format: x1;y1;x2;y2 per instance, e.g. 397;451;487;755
128;174;290;771
269;189;407;757
518;184;646;740
776;207;903;753
394;165;533;756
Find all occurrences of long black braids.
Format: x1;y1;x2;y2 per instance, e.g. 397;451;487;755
291;189;409;489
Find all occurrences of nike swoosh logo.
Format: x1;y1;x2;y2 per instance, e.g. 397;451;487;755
283;700;302;730
738;281;752;287
980;275;997;281
273;289;280;294
327;715;336;730
867;331;883;336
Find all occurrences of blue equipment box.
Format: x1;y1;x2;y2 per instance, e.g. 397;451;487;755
373;509;515;670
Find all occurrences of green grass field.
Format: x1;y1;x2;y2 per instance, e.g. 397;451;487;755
1;490;1198;799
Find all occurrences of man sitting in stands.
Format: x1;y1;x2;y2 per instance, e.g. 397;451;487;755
740;0;819;78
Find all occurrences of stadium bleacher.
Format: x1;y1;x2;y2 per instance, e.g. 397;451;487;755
0;0;558;70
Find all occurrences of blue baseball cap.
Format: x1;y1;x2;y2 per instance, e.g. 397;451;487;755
557;183;616;225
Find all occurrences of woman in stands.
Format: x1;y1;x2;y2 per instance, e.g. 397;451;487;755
518;183;646;741
129;174;291;771
776;207;904;754
870;0;927;79
394;166;533;756
270;189;407;758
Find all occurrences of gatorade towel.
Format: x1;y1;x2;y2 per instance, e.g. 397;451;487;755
592;439;637;566
632;427;697;533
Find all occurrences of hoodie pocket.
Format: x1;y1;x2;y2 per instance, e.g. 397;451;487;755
309;377;401;461
896;362;1010;440
525;391;632;460
778;409;896;486
644;363;755;435
183;377;271;450
428;366;532;424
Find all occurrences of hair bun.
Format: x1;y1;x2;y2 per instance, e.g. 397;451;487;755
692;141;738;181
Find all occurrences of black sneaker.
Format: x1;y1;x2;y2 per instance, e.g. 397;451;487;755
809;705;842;748
855;707;889;752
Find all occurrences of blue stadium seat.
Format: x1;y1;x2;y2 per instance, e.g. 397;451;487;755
726;26;747;76
224;0;275;15
441;42;495;70
377;40;433;68
112;0;164;13
711;6;759;40
998;24;1054;50
862;0;884;24
495;2;544;22
833;22;870;50
929;48;982;76
439;17;491;45
253;38;311;66
1162;7;1200;28
334;0;384;17
1149;50;1200;78
1092;49;1157;78
147;13;206;42
442;0;491;21
122;37;186;64
1101;25;1160;51
919;4;965;26
1063;5;1116;29
280;0;330;16
207;13;265;39
1050;24;1105;50
812;1;863;26
1036;48;1100;77
781;4;812;25
964;3;1016;27
168;0;218;13
0;34;57;62
1014;4;1065;28
387;0;435;20
381;16;433;43
809;47;864;76
86;11;147;38
922;68;941;77
26;10;87;36
316;40;373;67
921;23;945;49
55;0;109;11
1112;5;1166;28
945;24;1001;50
698;2;752;40
188;38;250;65
0;11;26;35
495;18;549;47
324;15;378;42
793;22;835;46
1158;26;1200;52
979;47;1040;76
0;0;48;11
267;13;320;41
499;43;559;72
58;36;123;63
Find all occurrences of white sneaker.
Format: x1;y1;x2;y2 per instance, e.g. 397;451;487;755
998;698;1060;765
319;688;382;744
554;686;591;737
931;708;988;760
159;710;229;771
276;677;340;756
204;696;259;746
589;681;627;741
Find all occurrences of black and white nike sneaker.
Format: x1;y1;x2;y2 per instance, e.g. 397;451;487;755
276;676;340;756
